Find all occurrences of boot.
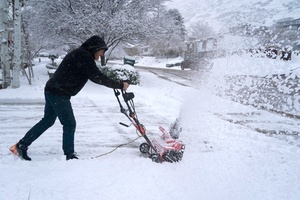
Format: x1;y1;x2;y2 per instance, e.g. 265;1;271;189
66;153;78;160
10;143;32;161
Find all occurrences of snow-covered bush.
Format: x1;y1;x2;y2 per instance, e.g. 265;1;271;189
99;64;140;85
48;53;59;63
46;62;58;69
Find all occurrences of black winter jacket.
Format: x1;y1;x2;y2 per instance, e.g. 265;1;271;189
45;36;123;96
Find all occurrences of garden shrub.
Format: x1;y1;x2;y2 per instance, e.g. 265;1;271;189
99;64;140;85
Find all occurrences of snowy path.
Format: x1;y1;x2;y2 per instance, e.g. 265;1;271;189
0;96;149;160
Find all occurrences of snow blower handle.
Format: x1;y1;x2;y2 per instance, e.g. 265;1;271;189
114;89;135;120
114;89;126;114
122;91;135;102
114;89;142;131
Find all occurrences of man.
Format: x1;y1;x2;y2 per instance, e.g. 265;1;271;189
10;35;129;161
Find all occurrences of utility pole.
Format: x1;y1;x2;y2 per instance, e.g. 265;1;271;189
0;0;10;88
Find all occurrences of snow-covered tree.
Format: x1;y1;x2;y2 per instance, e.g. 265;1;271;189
146;8;186;57
22;0;186;59
23;1;166;49
189;21;215;39
1;0;31;88
21;19;35;85
11;0;22;88
0;0;10;88
167;9;186;40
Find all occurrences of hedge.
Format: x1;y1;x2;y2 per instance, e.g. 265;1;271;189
99;64;140;85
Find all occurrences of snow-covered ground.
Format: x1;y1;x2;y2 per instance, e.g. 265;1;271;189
0;55;300;200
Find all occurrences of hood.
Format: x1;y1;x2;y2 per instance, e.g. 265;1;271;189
81;35;108;56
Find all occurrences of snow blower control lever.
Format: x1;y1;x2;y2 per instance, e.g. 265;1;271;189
114;89;185;163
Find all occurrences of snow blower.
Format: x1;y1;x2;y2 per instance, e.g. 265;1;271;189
114;89;185;163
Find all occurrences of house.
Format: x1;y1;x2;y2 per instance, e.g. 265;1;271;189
183;35;224;60
180;36;224;70
276;18;300;31
123;44;153;57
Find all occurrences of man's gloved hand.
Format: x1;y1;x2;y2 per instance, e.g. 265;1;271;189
123;81;130;90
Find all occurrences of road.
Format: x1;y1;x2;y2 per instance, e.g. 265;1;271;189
134;65;203;87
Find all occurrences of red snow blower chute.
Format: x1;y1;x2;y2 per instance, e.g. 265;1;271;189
114;89;185;163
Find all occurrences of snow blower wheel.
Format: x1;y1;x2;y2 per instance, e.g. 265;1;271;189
149;153;163;163
139;143;150;154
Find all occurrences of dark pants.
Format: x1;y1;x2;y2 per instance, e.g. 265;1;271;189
20;91;76;155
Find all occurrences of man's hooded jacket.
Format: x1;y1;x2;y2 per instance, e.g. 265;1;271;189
45;36;123;96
